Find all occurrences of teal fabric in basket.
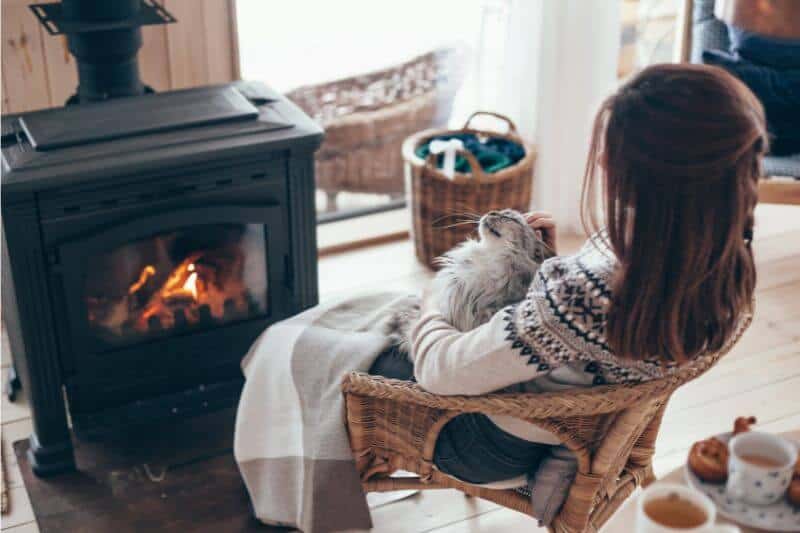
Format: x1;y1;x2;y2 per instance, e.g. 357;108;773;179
415;133;524;175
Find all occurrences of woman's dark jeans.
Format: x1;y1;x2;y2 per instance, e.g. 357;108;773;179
368;346;549;484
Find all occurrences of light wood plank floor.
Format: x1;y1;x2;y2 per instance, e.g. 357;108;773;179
2;203;799;532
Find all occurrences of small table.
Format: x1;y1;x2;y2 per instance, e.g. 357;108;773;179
602;430;800;532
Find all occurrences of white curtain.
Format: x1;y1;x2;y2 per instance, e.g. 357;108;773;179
497;0;621;234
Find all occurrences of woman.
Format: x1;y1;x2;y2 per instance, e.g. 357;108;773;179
370;63;766;484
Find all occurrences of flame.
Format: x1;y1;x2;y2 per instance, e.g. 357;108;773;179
129;265;156;295
183;264;199;300
88;244;249;337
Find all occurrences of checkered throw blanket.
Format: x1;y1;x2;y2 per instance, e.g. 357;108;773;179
234;291;416;532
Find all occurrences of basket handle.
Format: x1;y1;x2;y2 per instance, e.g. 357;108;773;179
462;111;518;134
425;148;487;180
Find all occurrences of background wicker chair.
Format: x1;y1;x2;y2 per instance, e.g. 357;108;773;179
342;326;746;533
680;0;800;205
286;49;464;212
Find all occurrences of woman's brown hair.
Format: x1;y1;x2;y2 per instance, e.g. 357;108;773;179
581;64;767;362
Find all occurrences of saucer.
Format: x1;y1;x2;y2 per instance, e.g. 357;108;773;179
684;432;800;532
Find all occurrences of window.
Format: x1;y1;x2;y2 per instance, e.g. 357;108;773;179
237;0;508;227
619;0;682;79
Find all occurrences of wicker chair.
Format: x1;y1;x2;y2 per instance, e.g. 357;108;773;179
342;325;746;532
679;0;800;204
286;49;464;211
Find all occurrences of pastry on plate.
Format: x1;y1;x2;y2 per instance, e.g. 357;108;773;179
688;437;729;483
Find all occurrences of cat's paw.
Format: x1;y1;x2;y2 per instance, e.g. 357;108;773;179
384;333;413;363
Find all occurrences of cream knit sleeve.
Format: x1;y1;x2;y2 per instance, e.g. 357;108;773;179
409;307;558;395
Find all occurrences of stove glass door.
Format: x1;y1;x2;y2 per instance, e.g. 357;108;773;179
84;223;268;347
58;205;287;359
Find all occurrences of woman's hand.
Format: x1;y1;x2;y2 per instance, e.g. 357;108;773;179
525;211;557;253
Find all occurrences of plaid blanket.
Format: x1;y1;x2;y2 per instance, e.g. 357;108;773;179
234;292;416;532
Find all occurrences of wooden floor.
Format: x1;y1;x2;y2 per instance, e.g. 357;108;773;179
2;203;799;532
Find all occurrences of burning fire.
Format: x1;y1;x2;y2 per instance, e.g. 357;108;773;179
185;264;199;299
128;265;155;295
87;246;249;338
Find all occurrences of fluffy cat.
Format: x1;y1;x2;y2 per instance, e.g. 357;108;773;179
387;208;555;357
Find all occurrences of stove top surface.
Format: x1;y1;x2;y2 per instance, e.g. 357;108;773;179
1;81;323;194
20;86;263;151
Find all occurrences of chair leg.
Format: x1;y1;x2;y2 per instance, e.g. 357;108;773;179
642;468;657;488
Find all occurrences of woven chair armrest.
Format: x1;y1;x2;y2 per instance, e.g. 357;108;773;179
342;318;749;420
342;372;681;420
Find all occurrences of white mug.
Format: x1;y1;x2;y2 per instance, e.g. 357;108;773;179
726;431;798;505
636;483;740;533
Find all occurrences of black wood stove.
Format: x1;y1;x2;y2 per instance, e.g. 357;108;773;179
1;0;322;476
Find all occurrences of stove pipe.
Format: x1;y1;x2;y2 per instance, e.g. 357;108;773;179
63;0;145;103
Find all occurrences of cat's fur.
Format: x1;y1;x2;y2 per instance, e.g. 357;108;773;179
387;209;555;357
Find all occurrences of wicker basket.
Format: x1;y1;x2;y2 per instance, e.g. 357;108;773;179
403;111;536;269
286;49;463;211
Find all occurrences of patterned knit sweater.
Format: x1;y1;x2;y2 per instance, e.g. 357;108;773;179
409;234;750;444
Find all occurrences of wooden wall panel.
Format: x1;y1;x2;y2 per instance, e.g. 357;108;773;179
203;0;238;84
140;25;172;91
1;2;52;112
1;0;239;114
2;75;10;113
165;0;210;89
41;35;78;107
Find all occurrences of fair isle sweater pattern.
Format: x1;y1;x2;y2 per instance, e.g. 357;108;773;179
502;237;690;385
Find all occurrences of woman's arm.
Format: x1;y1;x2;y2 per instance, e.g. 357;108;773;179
410;299;560;395
410;237;624;395
409;211;565;395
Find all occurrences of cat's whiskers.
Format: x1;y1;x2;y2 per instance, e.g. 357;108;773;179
443;204;484;218
438;220;480;230
432;210;481;223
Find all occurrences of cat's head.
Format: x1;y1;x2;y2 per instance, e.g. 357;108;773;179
475;209;552;263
